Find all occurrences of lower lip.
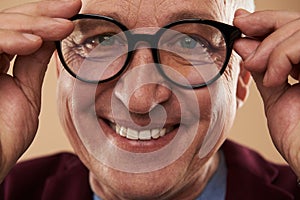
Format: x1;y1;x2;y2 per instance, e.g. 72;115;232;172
98;118;179;153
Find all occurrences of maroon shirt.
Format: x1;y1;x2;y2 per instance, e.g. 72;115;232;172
0;140;299;200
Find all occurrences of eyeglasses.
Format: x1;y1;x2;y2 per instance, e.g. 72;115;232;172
56;14;241;89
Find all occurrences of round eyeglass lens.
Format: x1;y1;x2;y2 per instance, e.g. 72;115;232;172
158;23;227;87
60;18;128;82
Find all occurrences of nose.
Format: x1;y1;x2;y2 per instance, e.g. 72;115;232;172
114;48;172;114
128;83;171;114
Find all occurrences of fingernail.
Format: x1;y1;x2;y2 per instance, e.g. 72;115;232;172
22;33;41;42
235;9;251;19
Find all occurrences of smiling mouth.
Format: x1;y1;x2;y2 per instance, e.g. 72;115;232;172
109;122;177;141
97;117;179;152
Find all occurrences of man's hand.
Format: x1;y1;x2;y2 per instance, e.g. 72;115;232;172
0;0;81;181
234;9;300;176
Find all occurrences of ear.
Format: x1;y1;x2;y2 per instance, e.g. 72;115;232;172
236;61;251;108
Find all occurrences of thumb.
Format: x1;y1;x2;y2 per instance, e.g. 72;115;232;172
251;71;289;113
13;42;55;113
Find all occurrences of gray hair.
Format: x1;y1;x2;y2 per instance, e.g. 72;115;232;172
220;0;255;24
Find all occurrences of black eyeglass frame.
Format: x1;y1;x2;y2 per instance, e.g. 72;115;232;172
55;14;241;89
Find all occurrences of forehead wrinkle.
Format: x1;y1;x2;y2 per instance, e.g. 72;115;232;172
81;0;137;26
81;0;229;29
129;0;158;28
153;0;224;26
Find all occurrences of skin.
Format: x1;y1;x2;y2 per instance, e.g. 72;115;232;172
0;0;81;181
57;0;239;199
0;0;299;199
234;9;300;176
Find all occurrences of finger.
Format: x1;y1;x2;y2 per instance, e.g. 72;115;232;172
0;30;42;55
2;0;81;19
243;18;300;73
234;9;300;37
0;53;15;73
250;71;290;113
264;30;300;87
0;13;74;41
13;42;56;112
290;67;300;81
0;54;11;73
233;37;260;65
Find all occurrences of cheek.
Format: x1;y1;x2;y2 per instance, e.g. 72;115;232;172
196;77;237;158
57;70;73;126
56;70;91;159
56;69;116;167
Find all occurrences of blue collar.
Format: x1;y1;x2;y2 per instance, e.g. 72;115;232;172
196;151;227;200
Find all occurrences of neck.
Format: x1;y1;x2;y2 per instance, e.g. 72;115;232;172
168;151;221;199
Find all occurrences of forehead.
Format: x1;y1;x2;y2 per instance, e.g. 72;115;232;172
80;0;226;28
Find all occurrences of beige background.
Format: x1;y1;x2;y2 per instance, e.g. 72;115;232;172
0;0;300;163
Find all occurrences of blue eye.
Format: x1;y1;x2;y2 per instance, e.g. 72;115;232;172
180;37;198;49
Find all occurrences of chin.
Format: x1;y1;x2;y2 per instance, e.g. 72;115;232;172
88;145;205;200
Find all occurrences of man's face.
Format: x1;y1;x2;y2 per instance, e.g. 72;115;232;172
56;0;240;199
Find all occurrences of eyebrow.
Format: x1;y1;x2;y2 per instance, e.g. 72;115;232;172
90;12;127;24
76;19;119;32
166;11;216;23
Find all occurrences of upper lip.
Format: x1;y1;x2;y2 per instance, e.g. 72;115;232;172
95;101;182;131
98;114;179;131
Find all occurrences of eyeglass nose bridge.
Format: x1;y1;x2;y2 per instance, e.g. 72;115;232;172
123;32;171;87
127;33;159;51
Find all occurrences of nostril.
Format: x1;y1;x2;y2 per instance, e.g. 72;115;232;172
127;84;172;114
129;103;167;128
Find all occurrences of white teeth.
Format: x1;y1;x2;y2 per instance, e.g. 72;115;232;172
151;129;160;139
109;123;170;141
116;124;121;135
119;126;127;137
139;130;151;140
127;128;139;140
159;128;166;137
